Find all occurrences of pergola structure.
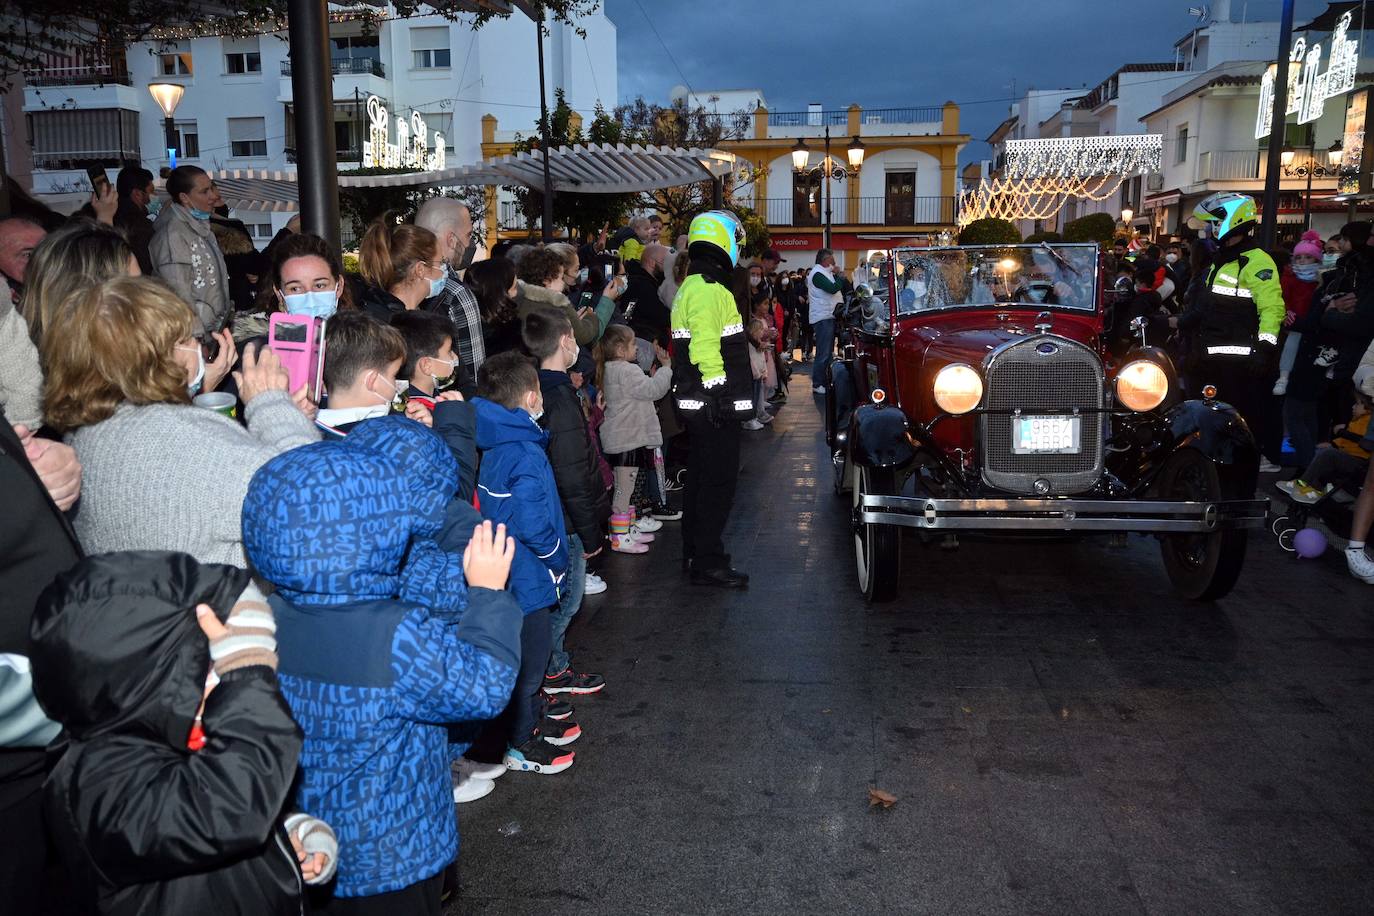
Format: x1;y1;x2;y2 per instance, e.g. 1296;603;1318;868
211;145;738;219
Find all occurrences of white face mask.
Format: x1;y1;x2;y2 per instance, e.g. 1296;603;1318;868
749;276;761;287
1164;252;1179;264
177;345;205;396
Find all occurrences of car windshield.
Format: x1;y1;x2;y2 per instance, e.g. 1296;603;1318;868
883;245;1099;316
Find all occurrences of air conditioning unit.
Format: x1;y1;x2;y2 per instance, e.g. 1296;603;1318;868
1146;173;1164;191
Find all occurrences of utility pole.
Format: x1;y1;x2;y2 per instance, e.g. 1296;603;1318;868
1259;0;1296;251
287;0;341;250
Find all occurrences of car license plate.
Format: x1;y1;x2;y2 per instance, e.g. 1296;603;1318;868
1012;415;1081;454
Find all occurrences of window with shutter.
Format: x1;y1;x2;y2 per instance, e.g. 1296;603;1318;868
411;26;451;69
228;117;268;158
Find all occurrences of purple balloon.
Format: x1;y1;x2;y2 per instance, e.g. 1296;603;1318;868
1294;527;1328;559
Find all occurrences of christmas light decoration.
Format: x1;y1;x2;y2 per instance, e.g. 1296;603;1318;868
361;95;446;171
958;134;1162;228
1256;10;1359;139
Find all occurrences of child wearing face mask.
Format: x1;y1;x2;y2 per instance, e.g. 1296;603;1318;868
391;310;477;406
472;348;580;775
315;312;432;439
1274;231;1323;397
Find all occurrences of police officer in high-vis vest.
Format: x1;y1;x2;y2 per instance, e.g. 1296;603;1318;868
671;210;755;589
1185;192;1285;441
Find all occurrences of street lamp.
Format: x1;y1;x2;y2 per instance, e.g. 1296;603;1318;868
1120;207;1134;224
1280;141;1340;231
148;83;185;167
791;124;860;250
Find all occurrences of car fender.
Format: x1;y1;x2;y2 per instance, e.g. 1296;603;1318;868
827;359;856;448
1150;398;1259;489
848;403;916;469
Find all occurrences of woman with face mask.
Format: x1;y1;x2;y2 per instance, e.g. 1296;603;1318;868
357;215;446;322
149;165;233;339
42;276;318;567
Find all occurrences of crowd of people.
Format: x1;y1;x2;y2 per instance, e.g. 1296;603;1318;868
1105;192;1374;586
0;164;787;914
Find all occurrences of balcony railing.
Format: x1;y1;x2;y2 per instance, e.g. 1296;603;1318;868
500;200;540;230
32;148;142;171
762;196;955;227
25;66;131;87
1196;149;1262;182
768;106;943;127
280;58;386;77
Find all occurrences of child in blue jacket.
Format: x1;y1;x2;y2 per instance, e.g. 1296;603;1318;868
242;416;522;913
472;350;578;775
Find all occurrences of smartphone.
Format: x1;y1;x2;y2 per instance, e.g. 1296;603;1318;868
86;166;110;196
200;334;221;364
267;313;326;402
596;253;623;278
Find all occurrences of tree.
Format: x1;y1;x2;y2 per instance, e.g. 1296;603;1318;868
612;98;759;242
338;180;488;250
1061;213;1117;247
959;218;1021;246
1025;231;1063;244
1;1;600;81
507;89;638;241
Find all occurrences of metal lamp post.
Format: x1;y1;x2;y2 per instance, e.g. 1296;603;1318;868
791;128;864;251
1281;141;1345;231
148;83;185;167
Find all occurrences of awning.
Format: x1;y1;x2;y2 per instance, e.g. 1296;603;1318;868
211;144;738;213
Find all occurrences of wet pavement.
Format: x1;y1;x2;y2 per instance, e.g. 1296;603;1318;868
450;368;1374;915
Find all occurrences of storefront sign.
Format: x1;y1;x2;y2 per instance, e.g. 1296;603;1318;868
362;95;446;171
1256;11;1360;139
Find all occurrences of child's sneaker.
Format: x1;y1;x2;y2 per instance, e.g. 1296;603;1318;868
543;695;574;720
544;667;606;695
1347;547;1374;584
540;716;582;746
452;756;506;782
1272;373;1289;396
504;736;575;774
648;503;682;521
584;571;608;595
629;525;655;543
1276;478;1330;504
611;533;649;554
633;515;663;533
451;774;495;803
742;419;765;430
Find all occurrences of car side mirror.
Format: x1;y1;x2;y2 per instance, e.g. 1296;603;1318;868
1129;315;1148;348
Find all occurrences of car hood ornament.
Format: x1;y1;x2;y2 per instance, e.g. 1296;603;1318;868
1034;310;1053;333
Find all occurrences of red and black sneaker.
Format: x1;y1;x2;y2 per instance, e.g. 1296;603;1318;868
543;667;606;695
504;735;575;774
540;716;582;746
543;695;574;721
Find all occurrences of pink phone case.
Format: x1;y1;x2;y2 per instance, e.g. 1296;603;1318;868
267;313;326;401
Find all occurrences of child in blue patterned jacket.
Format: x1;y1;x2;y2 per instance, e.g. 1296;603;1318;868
242;416;522;914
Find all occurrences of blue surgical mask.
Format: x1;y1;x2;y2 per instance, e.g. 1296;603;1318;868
188;207;212;221
428;273;446;299
1293;263;1320;282
146;198;163;218
1323;253;1339;269
282;289;338;320
178;345;205;397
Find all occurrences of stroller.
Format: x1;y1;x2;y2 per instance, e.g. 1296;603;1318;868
1270;474;1361;551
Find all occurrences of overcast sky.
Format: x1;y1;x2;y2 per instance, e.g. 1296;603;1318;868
602;0;1329;163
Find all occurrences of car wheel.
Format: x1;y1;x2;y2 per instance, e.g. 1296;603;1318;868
853;466;900;602
1156;448;1248;601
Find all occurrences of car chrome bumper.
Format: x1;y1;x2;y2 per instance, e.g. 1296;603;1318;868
858;496;1268;533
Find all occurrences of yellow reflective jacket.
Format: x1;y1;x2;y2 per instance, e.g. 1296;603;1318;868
1203;240;1285;344
669;273;753;419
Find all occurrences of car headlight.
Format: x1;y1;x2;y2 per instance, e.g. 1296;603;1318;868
932;363;983;414
1116;359;1169;411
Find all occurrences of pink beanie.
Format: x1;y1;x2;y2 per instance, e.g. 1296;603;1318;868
1293;230;1323;259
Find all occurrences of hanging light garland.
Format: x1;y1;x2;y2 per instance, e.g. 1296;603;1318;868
959;134;1162;228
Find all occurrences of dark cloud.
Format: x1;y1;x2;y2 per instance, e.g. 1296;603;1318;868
603;0;1329;164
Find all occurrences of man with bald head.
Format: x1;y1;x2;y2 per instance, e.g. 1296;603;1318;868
624;242;671;354
415;198;486;371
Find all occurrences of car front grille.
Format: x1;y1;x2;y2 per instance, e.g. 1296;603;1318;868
980;336;1104;495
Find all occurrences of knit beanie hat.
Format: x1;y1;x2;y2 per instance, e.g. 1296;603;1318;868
1293;230;1323;259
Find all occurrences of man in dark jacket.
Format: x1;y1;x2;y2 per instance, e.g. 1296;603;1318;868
527;308;610;694
114;165;157;275
0;408;81;912
624;242;671;349
29;551;312;915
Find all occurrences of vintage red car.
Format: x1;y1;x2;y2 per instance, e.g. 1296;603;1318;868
825;243;1267;602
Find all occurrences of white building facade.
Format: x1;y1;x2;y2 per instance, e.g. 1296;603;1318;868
20;4;617;239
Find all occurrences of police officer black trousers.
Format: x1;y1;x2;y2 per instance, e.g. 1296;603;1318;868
681;414;741;571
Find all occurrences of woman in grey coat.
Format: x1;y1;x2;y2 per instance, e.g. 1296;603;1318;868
149;166;232;338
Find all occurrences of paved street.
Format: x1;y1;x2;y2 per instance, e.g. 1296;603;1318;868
452;370;1374;916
